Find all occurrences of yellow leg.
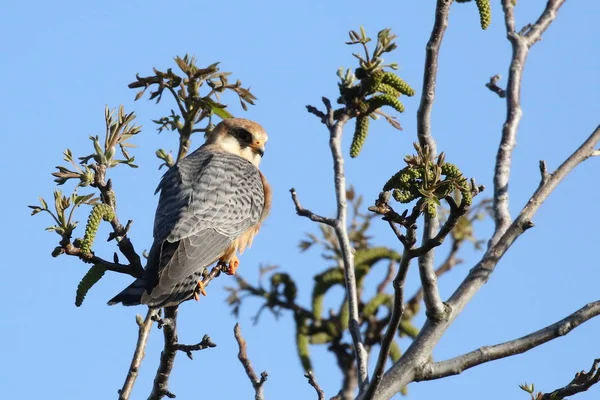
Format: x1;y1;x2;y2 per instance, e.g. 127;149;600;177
193;280;207;301
223;254;240;276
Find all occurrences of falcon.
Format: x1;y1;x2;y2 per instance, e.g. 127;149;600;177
108;118;271;308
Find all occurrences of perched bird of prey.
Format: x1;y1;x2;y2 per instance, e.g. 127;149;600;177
108;118;271;308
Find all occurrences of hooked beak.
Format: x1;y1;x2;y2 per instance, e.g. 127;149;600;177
251;141;265;157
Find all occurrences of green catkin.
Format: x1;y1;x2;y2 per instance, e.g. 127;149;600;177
295;316;312;371
393;188;418;204
426;201;437;218
475;0;492;30
363;293;393;318
368;94;405;113
309;333;333;345
383;167;420;192
381;72;415;96
370;82;401;97
75;264;106;307
354;247;401;267
271;273;297;303
312;268;345;321
80;204;115;254
389;340;402;363
350;116;370;158
338;301;349;331
441;162;461;178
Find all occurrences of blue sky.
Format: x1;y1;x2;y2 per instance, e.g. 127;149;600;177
2;1;599;399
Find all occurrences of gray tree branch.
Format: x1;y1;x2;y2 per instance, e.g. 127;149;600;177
414;0;453;321
119;309;156;400
540;358;600;400
416;301;600;381
370;124;600;399
362;225;417;400
490;0;567;246
296;105;369;388
234;323;268;400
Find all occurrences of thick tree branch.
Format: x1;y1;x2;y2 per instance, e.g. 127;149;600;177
371;125;600;400
540;358;600;400
416;301;600;380
119;309;156;400
490;0;567;246
234;323;268;400
414;0;453;321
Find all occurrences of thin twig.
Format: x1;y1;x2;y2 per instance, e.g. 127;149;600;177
62;243;142;278
540;358;600;400
234;323;268;400
416;301;600;380
329;114;370;387
362;226;417;400
406;239;462;317
305;371;325;400
176;334;217;360
485;74;506;98
290;188;336;226
414;0;453;321
295;108;369;387
119;309;156;400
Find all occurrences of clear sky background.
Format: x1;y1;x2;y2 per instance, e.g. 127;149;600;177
2;1;599;399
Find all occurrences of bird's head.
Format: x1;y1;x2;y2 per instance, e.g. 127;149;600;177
205;118;268;167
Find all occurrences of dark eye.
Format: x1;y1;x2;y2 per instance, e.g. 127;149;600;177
234;128;253;144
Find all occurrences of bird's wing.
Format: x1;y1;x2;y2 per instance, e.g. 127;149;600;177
145;148;264;301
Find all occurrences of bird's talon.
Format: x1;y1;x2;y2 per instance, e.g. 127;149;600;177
225;257;239;276
194;280;207;301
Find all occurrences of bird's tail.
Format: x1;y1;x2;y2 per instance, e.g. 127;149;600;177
107;278;148;306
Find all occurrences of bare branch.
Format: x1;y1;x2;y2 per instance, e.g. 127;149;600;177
540;358;600;400
416;301;600;381
62;243;142;278
538;160;550;187
490;0;567;246
414;0;453;321
234;323;268;400
406;239;462;317
176;334;217;360
294;113;369;387
409;196;470;258
523;0;567;46
290;188;336;226
362;226;416;400
305;371;325;400
329;115;370;387
485;74;506;98
148;306;179;400
119;309;156;400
